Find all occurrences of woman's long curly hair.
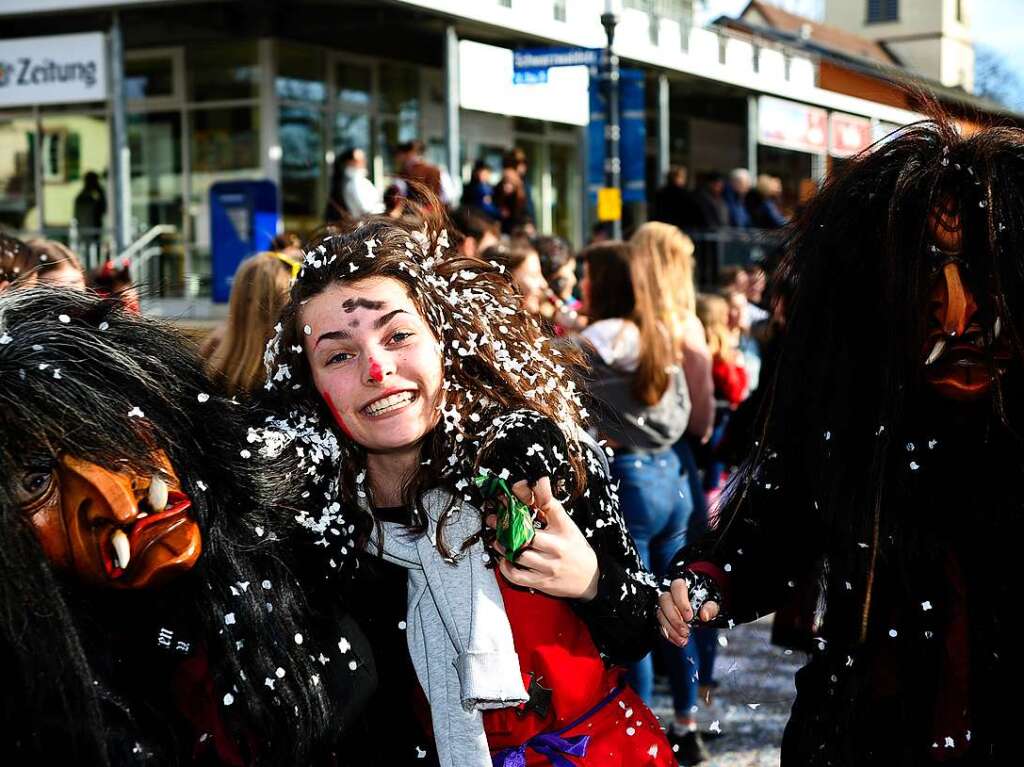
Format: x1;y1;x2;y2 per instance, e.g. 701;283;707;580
0;286;337;765
263;205;588;555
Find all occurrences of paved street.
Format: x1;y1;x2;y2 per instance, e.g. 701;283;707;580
650;616;803;767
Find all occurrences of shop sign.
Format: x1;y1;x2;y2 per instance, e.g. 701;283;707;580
758;96;827;155
829;112;873;158
0;33;107;108
459;40;588;126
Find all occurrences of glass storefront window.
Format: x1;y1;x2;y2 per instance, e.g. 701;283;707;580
0;116;37;231
190;107;260;172
334;112;371;155
189;106;261;297
378;62;419;120
186;41;259;102
336;61;371;107
277;42;326;103
125;56;175;101
129;111;184;295
549;142;580;243
378;117;420;177
40;113;109;255
280;104;324;233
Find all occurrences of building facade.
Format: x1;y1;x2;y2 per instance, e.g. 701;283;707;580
0;0;925;315
823;0;975;91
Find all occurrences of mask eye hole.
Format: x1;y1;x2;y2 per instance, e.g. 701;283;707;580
16;465;56;509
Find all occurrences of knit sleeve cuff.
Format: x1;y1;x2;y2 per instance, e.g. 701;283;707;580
455;650;529;711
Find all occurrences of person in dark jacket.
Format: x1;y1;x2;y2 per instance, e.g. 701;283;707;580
659;120;1024;766
0;284;373;766
745;174;787;230
722;168;752;228
653;166;706;233
460;160;500;220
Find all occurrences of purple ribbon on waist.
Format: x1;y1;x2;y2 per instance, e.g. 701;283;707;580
490;685;623;767
491;732;590;767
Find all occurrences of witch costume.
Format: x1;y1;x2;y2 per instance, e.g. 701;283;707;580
669;121;1024;766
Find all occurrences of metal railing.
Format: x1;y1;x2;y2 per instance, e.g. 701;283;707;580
688;226;785;289
116;225;185;302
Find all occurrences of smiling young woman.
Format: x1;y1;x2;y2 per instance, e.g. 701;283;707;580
262;207;675;767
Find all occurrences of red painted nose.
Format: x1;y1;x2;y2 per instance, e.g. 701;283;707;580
368;359;383;383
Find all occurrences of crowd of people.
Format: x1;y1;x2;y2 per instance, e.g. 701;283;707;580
652;165;789;234
2;117;1019;767
0;159;774;766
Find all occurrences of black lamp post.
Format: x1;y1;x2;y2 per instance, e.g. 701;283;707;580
601;0;622;240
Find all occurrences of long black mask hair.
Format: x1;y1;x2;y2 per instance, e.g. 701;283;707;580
714;119;1024;639
0;287;335;765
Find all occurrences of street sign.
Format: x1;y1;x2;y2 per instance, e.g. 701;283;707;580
512;46;602;85
513;47;602;71
513;68;549;85
587;68;647;205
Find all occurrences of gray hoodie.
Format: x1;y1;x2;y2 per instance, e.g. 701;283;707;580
581;318;691;451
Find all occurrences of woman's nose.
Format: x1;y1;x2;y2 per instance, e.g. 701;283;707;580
365;354;394;384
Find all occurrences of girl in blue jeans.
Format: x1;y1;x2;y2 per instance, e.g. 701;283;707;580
578;232;709;764
613;451;700;724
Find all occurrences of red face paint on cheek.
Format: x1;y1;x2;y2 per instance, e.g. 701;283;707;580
321;391;355;440
368;359;383;383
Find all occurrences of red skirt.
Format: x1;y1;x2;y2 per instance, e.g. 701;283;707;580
485;573;673;767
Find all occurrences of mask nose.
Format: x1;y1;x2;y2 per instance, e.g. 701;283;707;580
937;261;977;337
60;455;140;525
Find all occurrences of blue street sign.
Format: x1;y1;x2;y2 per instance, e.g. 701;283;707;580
513;68;549;85
588;68;647;204
513;47;602;71
512;46;602;84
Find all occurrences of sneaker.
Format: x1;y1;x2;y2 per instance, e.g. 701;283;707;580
667;729;710;766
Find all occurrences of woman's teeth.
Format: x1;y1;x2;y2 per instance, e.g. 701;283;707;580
364;391;415;416
111;529;131;570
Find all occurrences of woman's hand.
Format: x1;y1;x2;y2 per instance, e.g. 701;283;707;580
657;577;720;647
486;476;600;601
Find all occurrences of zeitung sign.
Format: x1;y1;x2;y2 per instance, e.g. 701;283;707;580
0;33;107;108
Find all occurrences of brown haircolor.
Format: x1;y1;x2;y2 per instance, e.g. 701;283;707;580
267;204;588;553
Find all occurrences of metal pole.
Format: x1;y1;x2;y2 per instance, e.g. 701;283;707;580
601;8;621;240
258;38;281;224
109;11;129;252
444;25;461;202
657;73;670;182
746;93;759;179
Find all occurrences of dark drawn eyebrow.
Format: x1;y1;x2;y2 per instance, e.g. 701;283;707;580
373;309;409;330
343;297;385;313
